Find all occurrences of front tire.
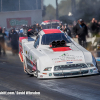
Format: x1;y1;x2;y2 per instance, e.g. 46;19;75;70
23;55;34;76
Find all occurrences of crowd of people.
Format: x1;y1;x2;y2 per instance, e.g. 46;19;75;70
72;18;100;48
72;19;88;48
0;18;100;56
57;23;72;37
57;18;100;48
0;23;42;56
89;18;100;36
0;27;6;55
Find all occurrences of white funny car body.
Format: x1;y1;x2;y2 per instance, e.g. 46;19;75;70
19;29;99;78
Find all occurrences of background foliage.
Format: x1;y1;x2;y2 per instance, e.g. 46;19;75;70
43;0;100;24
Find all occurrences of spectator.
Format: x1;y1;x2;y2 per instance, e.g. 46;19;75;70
73;21;77;26
27;25;33;37
63;23;72;37
60;24;64;31
15;28;20;34
9;28;19;55
73;19;88;48
57;23;61;29
98;21;100;34
19;25;27;37
0;27;6;55
71;21;77;38
57;25;60;29
57;23;64;31
35;23;41;33
90;18;99;36
3;27;9;37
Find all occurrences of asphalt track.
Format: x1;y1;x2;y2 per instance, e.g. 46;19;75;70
0;52;100;100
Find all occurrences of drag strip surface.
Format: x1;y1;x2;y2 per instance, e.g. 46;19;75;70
0;53;100;100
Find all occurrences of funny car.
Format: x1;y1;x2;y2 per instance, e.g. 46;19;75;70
41;20;62;29
19;29;99;78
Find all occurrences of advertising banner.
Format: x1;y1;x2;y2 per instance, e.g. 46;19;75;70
7;17;31;28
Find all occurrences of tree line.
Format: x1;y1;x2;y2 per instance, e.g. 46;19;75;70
42;0;100;24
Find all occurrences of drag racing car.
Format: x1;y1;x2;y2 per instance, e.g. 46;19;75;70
41;20;62;29
19;29;99;78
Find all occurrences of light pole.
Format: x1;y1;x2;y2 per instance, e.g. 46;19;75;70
56;0;58;20
71;0;76;15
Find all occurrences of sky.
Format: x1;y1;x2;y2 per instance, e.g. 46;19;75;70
43;0;62;8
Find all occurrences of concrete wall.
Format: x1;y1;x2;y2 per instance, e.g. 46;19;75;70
0;10;42;29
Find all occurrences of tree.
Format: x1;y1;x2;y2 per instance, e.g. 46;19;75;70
58;0;72;17
75;0;100;22
43;4;56;21
56;0;58;20
42;5;46;17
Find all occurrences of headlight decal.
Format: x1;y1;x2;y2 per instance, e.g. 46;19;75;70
87;63;94;67
44;67;52;71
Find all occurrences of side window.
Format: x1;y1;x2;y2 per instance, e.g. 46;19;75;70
34;36;40;48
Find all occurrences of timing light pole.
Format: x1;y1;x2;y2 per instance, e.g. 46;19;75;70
56;0;58;20
71;0;76;15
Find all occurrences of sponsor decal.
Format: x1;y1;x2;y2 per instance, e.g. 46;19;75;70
52;58;60;60
60;53;76;60
55;59;82;63
28;52;30;58
90;69;93;73
53;53;83;63
31;56;32;60
61;53;68;57
60;53;83;58
66;62;73;64
49;73;52;76
40;75;43;78
24;46;26;53
33;59;36;65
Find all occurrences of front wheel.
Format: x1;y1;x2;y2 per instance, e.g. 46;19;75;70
33;63;38;78
23;55;34;76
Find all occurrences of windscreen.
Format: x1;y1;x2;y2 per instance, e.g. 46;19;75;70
41;23;59;29
41;33;71;45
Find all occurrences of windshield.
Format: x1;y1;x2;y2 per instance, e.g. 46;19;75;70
42;23;59;29
41;33;71;45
